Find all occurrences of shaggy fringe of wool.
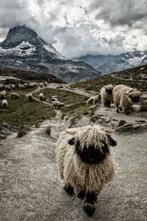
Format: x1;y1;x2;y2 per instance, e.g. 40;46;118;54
56;125;115;194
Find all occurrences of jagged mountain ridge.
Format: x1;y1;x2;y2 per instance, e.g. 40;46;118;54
77;50;147;75
0;25;99;83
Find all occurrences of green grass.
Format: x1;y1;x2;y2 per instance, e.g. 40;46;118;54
71;74;147;92
34;88;89;117
0;95;55;127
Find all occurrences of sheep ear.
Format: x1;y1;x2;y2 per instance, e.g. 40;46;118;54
68;137;75;145
106;134;117;146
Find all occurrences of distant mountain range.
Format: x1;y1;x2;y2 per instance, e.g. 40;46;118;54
0;25;99;83
77;50;147;75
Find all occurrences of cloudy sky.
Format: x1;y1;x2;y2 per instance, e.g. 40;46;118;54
0;0;147;58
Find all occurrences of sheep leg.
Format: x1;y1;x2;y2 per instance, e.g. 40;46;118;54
77;190;86;200
83;191;97;217
64;183;74;196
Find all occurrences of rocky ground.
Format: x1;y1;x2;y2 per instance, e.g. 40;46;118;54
0;84;147;221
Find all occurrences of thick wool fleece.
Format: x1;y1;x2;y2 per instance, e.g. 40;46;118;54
56;126;115;195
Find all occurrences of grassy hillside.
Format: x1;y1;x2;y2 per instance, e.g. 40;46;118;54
34;88;88;117
71;64;147;92
0;95;55;127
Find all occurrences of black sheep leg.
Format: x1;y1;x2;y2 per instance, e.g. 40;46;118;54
64;184;74;196
83;191;97;217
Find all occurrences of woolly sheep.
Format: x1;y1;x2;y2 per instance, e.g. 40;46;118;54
99;84;113;107
39;82;44;88
5;85;11;91
52;100;65;109
10;92;20;99
87;94;100;105
0;90;7;99
113;84;142;115
39;92;46;101
56;125;117;216
0;84;5;90
18;84;25;90
27;93;35;102
1;99;8;108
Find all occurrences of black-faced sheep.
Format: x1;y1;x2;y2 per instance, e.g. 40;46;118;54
27;94;35;102
100;84;113;107
113;84;142;115
39;92;46;101
0;90;7;99
52;100;65;109
56;125;117;216
1;99;8;108
10;92;20;99
87;95;100;105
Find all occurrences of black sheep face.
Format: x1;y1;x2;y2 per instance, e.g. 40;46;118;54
106;88;112;95
69;137;113;164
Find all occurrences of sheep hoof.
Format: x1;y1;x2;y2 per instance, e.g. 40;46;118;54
64;184;74;196
77;190;85;199
83;204;95;217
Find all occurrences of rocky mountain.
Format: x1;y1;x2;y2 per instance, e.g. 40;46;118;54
77;50;147;75
0;25;99;83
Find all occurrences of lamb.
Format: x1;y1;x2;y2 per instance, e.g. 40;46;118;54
113;84;142;115
10;92;20;99
99;84;113;107
27;94;35;102
39;92;46;101
1;99;8;108
56;125;117;216
52;100;65;109
87;94;100;105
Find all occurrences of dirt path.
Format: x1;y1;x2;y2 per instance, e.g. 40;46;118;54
0;86;147;221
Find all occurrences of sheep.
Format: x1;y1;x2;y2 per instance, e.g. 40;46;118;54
5;85;11;91
51;97;58;102
0;84;5;90
39;92;46;101
52;100;65;109
99;84;113;107
18;84;25;90
27;93;35;102
1;99;8;108
39;82;44;88
10;92;20;99
43;82;48;87
0;90;7;99
87;94;100;105
113;84;142;115
56;125;117;216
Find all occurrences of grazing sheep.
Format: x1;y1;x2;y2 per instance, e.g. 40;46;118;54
10;92;20;99
11;84;16;90
1;99;8;108
28;82;37;88
27;94;35;102
51;97;58;102
52;100;65;109
39;83;44;88
43;82;48;87
99;84;113;107
56;125;117;216
0;84;5;90
5;85;11;91
18;84;25;90
87;94;100;105
0;90;7;99
113;84;142;115
39;92;46;101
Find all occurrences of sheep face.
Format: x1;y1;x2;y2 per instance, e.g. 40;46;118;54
105;85;113;95
128;90;141;104
68;127;116;165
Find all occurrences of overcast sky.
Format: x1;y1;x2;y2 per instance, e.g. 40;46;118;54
0;0;147;58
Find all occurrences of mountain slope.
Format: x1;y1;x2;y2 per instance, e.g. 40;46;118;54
71;64;147;92
0;26;99;83
77;50;147;75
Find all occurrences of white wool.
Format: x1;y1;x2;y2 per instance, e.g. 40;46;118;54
2;99;8;107
100;84;113;106
113;84;142;113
